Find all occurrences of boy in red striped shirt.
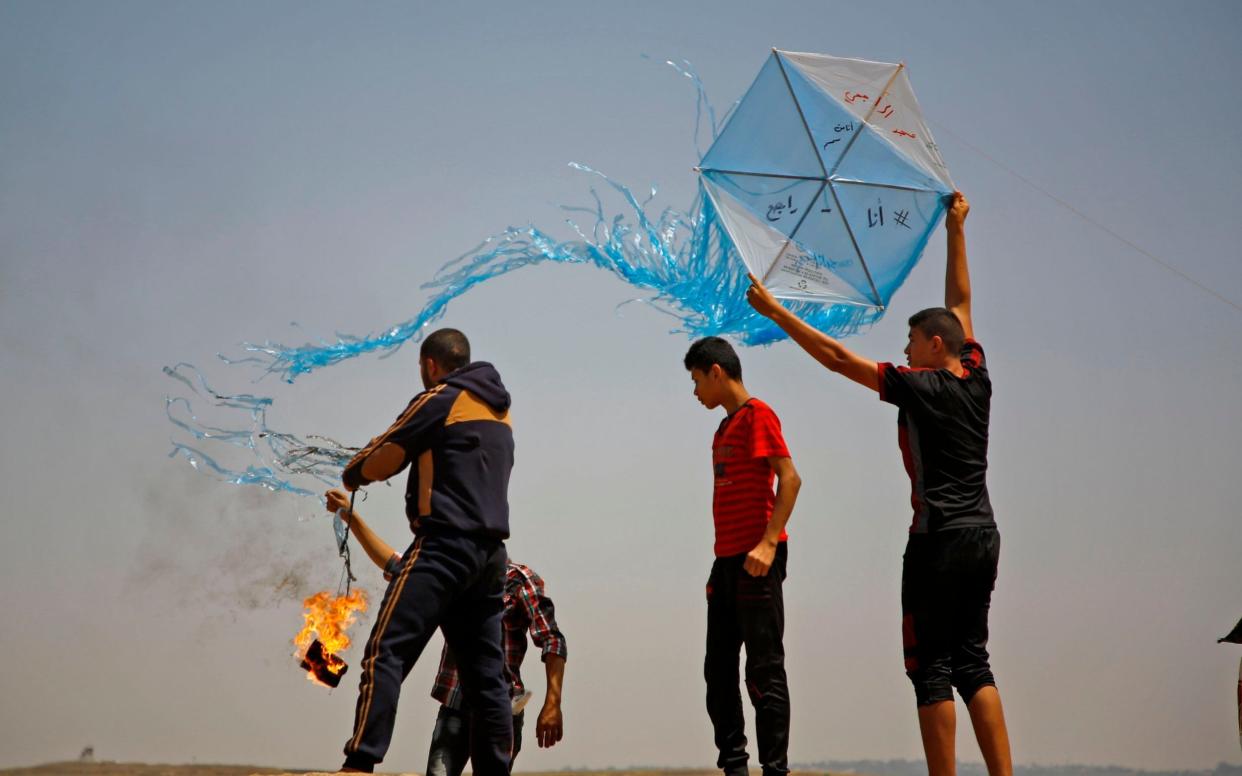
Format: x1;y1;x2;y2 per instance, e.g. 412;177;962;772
684;337;802;776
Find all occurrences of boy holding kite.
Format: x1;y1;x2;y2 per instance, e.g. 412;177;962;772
746;193;1013;776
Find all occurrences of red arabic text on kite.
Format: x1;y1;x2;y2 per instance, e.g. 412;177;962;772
892;129;918;139
844;91;869;104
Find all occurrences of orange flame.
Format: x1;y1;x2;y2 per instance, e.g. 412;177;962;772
294;589;368;685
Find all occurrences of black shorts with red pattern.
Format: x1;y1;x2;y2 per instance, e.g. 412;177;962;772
901;525;1000;706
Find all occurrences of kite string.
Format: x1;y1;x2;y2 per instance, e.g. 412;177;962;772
337;490;357;596
929;118;1242;315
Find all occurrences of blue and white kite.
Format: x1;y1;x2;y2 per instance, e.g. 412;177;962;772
698;50;954;308
205;55;957;385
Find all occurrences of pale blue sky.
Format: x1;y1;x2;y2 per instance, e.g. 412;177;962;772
2;1;1240;771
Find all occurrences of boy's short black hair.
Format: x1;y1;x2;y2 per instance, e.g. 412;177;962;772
684;336;743;380
421;328;470;372
908;308;965;355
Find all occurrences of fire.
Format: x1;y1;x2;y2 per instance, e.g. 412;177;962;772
293;589;368;687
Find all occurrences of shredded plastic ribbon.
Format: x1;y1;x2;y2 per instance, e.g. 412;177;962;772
234;169;883;384
166;59;908;500
164;363;357;498
225;60;884;384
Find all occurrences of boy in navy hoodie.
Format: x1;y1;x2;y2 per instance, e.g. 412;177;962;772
337;328;515;775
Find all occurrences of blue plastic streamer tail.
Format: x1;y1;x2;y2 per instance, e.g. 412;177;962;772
163;363;357;498
226;60;883;384
167;59;896;502
235;167;882;383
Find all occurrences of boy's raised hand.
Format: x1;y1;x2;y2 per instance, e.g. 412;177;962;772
947;191;970;228
325;488;351;514
746;273;783;319
944;190;974;339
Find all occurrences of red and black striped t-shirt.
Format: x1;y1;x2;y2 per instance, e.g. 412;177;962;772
711;398;791;558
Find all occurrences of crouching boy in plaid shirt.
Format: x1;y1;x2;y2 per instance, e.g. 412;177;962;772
325;490;567;776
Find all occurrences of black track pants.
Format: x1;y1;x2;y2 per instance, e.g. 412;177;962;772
342;532;512;774
704;542;790;776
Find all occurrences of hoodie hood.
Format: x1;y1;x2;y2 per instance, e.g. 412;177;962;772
443;361;511;412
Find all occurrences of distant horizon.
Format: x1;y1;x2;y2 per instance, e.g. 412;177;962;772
4;758;1242;775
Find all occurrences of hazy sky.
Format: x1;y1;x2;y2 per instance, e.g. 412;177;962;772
2;1;1240;771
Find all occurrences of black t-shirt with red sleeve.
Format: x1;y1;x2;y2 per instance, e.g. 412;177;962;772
711;398;791;557
877;339;995;534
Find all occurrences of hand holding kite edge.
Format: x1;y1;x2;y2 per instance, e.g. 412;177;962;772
746;273;783;320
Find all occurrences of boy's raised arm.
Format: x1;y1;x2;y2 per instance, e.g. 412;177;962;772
944;192;974;340
325;488;398;571
746;273;880;392
342;387;449;491
342;438;408;492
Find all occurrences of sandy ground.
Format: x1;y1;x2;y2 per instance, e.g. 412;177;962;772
0;764;843;776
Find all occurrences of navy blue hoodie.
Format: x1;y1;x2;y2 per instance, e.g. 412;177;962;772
343;362;514;539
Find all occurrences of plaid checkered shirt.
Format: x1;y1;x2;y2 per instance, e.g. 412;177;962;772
430;561;567;710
